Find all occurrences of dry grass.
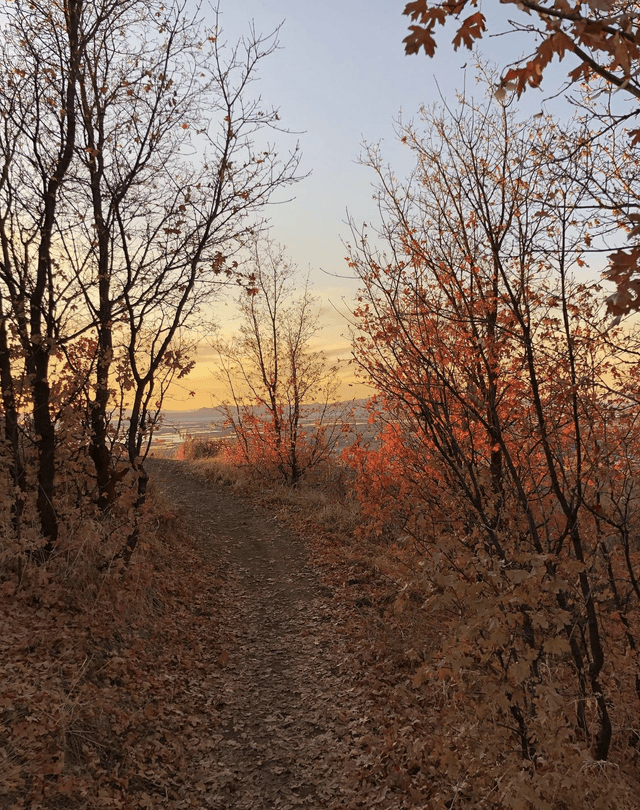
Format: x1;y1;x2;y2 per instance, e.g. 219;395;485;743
185;454;361;541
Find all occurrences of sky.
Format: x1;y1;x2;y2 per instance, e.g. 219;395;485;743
165;1;581;409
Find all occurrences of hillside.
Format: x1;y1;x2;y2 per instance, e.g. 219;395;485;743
1;457;435;809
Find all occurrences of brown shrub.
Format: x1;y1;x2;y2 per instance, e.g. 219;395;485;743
176;435;223;461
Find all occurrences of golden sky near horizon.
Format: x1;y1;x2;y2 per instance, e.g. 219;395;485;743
162;291;375;410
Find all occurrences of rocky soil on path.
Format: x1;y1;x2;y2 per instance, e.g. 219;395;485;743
147;459;422;810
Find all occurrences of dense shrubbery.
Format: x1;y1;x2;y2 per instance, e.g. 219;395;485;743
177;436;224;461
345;96;640;806
219;412;349;487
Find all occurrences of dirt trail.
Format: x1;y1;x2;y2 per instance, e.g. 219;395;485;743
147;459;395;810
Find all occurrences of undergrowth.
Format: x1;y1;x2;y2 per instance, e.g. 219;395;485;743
182;447;640;810
0;478;226;810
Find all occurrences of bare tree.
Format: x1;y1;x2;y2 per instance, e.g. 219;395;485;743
0;0;134;547
0;0;299;549
215;239;345;485
69;4;300;507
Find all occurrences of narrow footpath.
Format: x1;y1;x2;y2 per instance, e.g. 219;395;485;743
147;459;410;810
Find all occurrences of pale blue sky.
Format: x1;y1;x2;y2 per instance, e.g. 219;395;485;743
172;2;581;406
216;1;479;289
212;2;567;285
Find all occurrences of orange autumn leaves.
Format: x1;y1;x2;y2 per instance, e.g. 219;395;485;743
345;96;640;801
402;0;640;317
403;0;634;94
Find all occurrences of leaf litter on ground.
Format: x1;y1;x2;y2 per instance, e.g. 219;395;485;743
1;457;437;809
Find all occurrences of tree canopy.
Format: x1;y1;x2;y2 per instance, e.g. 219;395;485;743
403;0;640;102
402;0;640;317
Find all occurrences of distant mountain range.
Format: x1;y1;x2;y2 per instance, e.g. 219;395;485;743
161;398;370;419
